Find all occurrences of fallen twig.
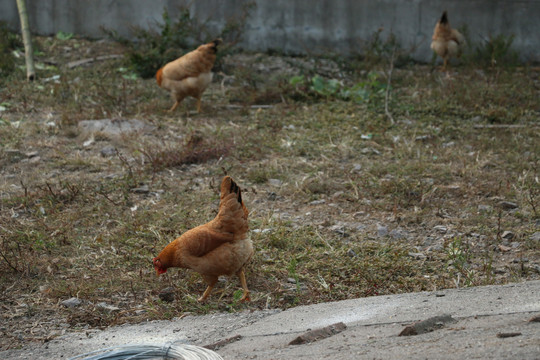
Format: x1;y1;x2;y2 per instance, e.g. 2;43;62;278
67;54;123;68
204;335;242;350
473;124;537;129
384;45;397;125
225;104;275;109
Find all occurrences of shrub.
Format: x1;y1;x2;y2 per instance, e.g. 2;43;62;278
105;4;255;78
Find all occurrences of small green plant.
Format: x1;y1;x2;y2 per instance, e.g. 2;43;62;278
469;34;519;68
349;29;411;70
106;4;255;78
56;31;74;41
0;22;21;78
288;72;385;104
287;257;301;304
446;237;475;287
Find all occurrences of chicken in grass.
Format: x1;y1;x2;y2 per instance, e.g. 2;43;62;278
430;11;466;71
156;39;222;113
153;176;253;302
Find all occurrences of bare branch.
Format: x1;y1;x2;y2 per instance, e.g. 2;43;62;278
384;45;397;125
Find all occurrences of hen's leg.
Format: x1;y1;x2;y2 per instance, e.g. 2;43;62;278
198;275;218;302
196;96;202;113
237;268;251;302
168;101;179;112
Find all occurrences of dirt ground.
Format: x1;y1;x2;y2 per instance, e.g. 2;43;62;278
0;37;539;351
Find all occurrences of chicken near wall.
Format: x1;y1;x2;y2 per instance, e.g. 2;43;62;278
156;39;222;113
430;11;466;71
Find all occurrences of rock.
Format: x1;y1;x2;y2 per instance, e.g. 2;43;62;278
501;231;515;240
352;164;362;173
289;322;347;345
158;287;175;303
498;244;512;252
399;315;455;336
498;201;518;210
433;225;447;233
204;335;243;351
478;204;493;213
377;224;388;237
496;332;522;338
408;252;427;260
529;232;540;242
100;146;117;157
131;185;149;194
287;278;297;284
347;249;357;257
390;229;408;240
61;297;82;308
429;243;444;252
83;137;95;147
272;212;291;221
96;302;120;312
25;151;39;158
5;149;23;163
329;224;347;236
268;178;283;187
415;135;431;142
252;228;272;234
442;141;455;148
78;118;155;136
354;223;366;231
361;147;380;155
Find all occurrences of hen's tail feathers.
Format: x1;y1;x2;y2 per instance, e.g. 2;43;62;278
440;11;449;24
210;38;223;53
221;176;248;217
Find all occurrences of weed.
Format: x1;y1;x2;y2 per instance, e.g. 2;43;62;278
0;22;21;78
445;237;475;287
287;258;301;304
288;72;385;105
139;132;233;173
56;31;74;41
107;4;255;78
473;34;519;68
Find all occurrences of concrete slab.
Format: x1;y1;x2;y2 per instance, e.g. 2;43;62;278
2;281;539;359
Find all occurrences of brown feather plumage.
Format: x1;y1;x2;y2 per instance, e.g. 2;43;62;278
153;176;253;302
156;39;222;113
430;11;465;71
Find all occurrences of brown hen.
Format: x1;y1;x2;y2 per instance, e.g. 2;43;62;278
431;11;466;71
156;39;222;113
153;176;253;302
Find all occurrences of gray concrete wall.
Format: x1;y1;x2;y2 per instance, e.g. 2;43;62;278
1;0;539;62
